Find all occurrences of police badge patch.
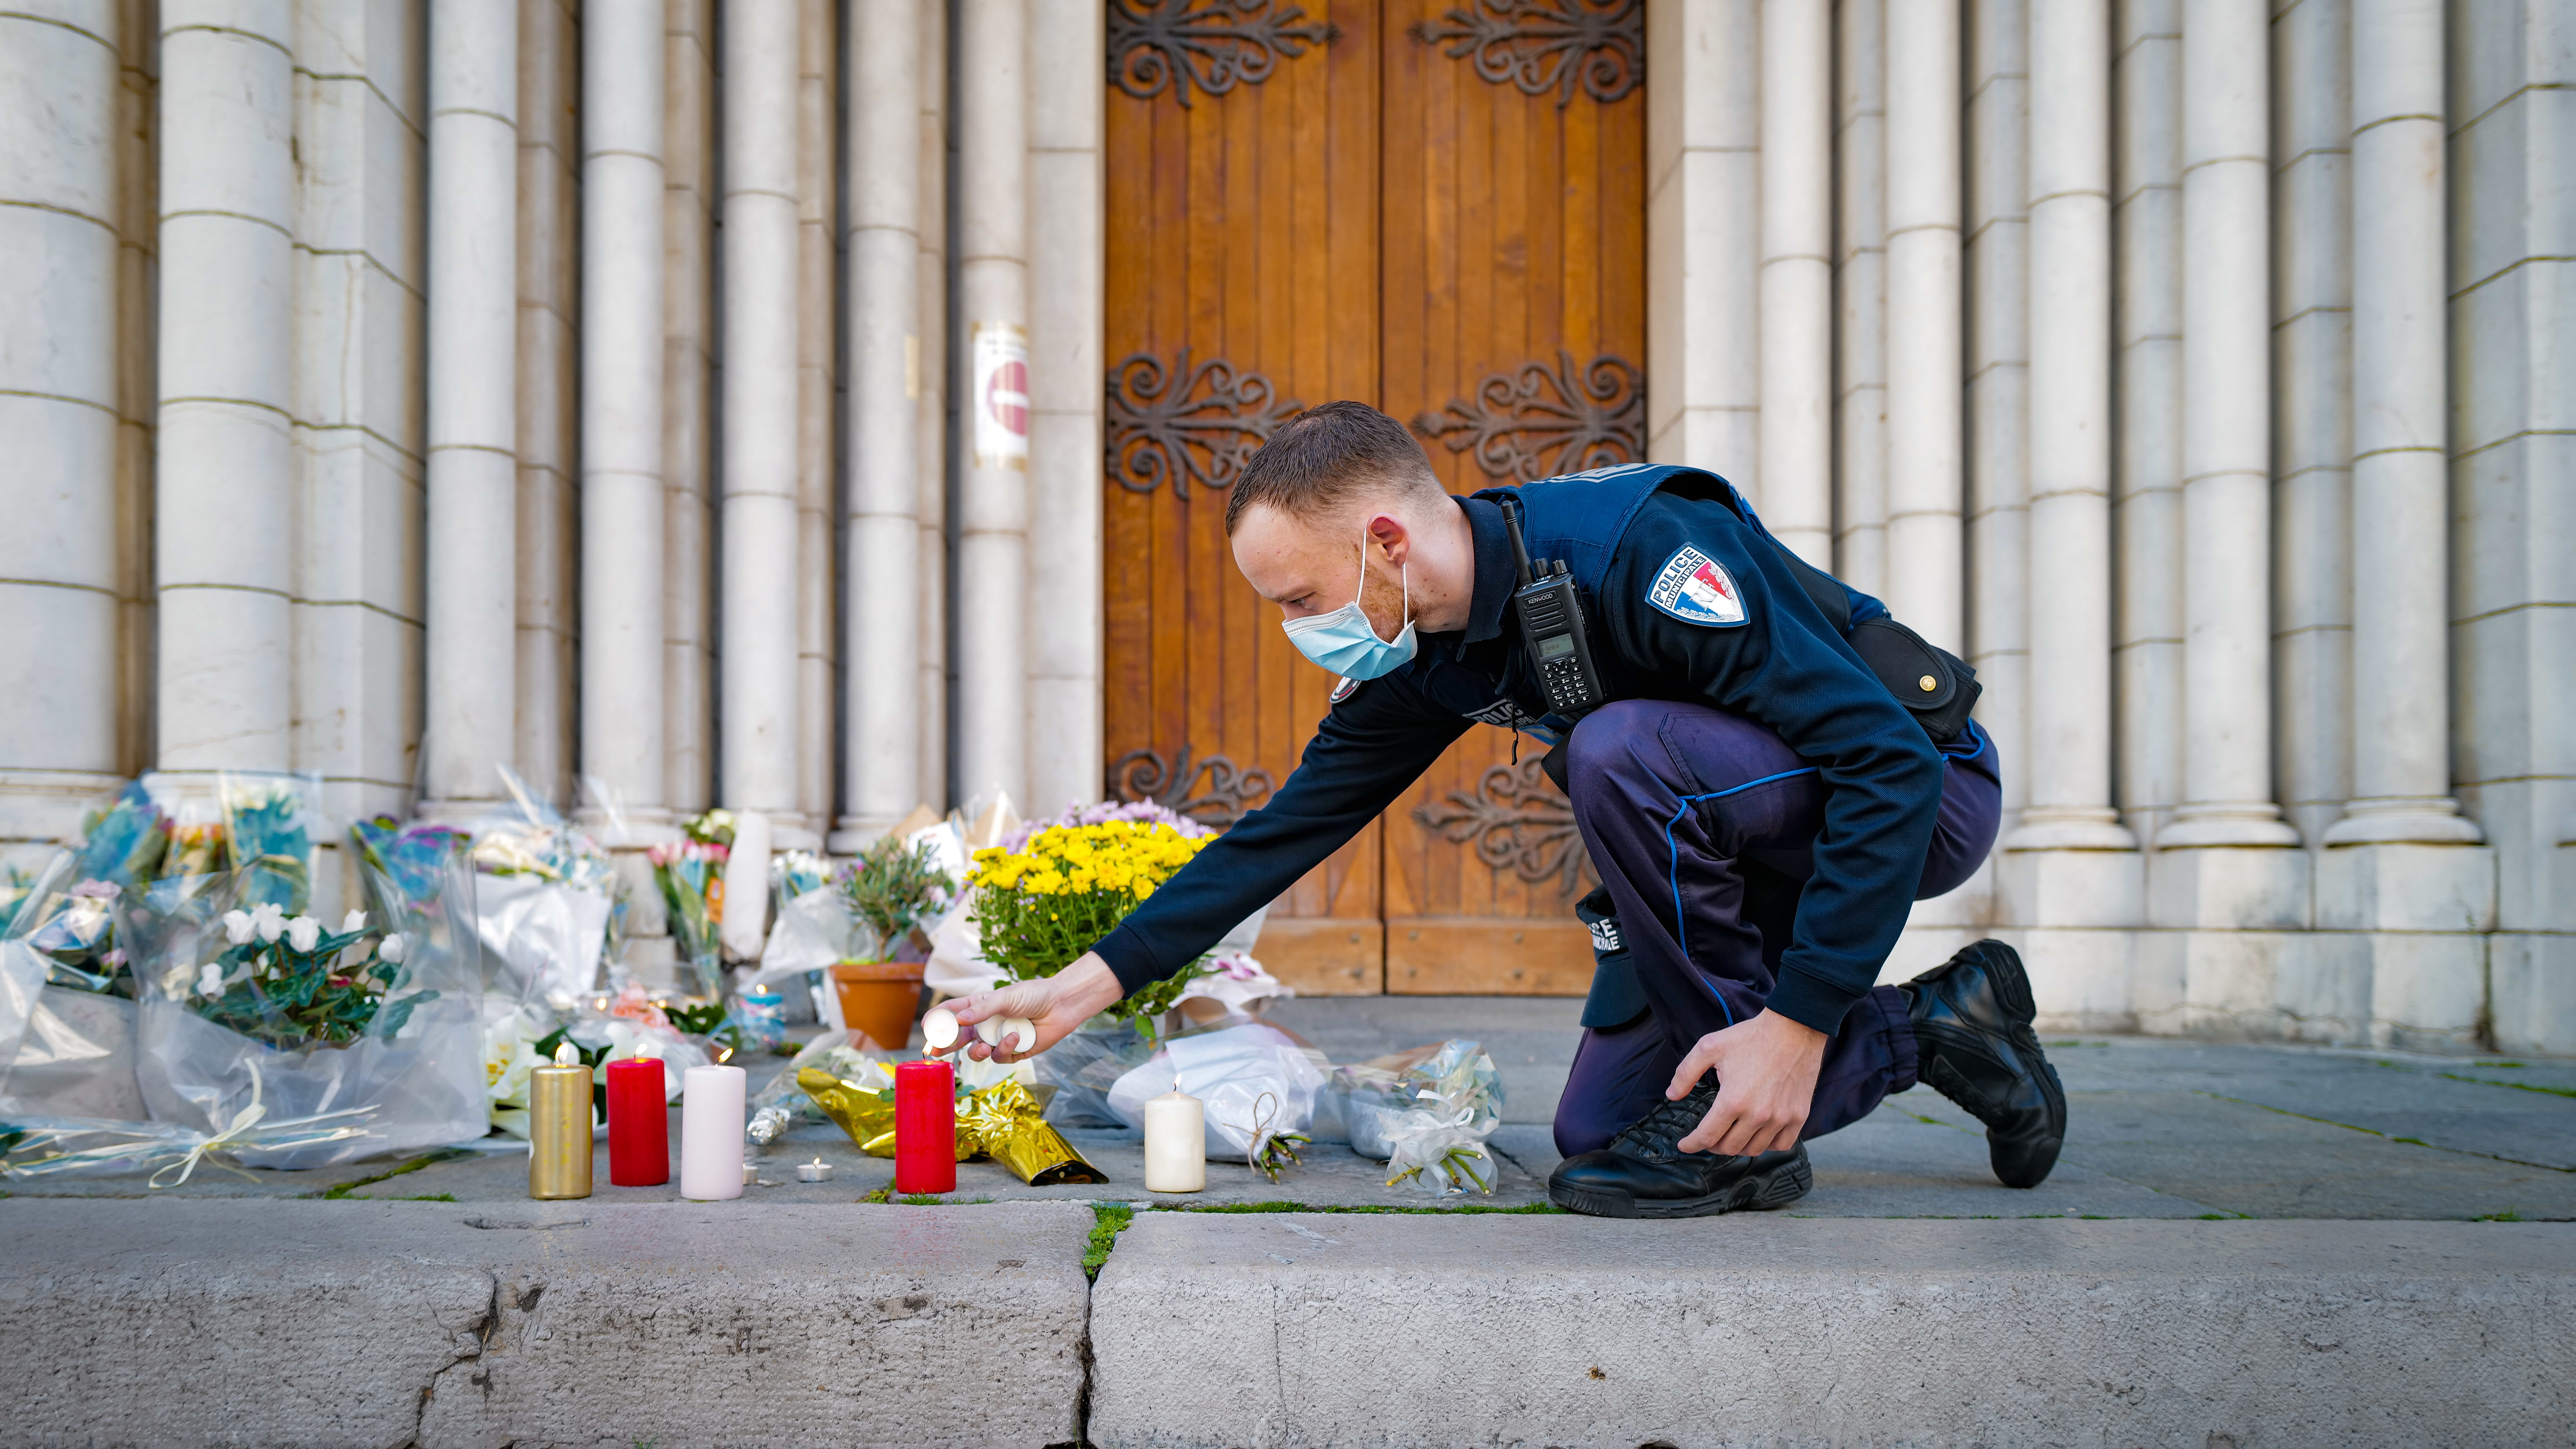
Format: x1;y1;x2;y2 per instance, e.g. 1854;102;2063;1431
1647;545;1748;626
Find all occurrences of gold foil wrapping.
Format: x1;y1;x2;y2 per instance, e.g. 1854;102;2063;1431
528;1064;594;1199
797;1068;1105;1186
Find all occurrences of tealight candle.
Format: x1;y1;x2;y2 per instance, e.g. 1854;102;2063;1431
893;1058;956;1195
529;1041;593;1200
922;1005;960;1051
605;1056;669;1186
797;1158;832;1183
679;1063;747;1200
1143;1089;1206;1193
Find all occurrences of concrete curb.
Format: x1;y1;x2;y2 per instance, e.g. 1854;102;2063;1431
0;1199;1094;1449
1089;1214;2576;1448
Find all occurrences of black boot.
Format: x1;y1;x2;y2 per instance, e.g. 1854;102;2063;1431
1548;1080;1813;1218
1902;940;2066;1188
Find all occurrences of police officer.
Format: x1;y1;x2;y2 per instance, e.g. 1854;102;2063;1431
941;402;2066;1217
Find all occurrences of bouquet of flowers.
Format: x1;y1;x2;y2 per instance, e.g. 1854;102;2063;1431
172;902;431;1050
967;816;1212;1034
649;810;732;997
16;878;127;993
840;835;953;959
222;775;317;913
462;776;622;1009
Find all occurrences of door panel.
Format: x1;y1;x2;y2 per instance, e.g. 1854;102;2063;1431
1103;0;1646;996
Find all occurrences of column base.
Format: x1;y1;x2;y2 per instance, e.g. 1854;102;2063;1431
2490;933;2576;1056
2155;802;2301;849
2000;843;2143;928
2317;842;2497;933
2151;845;2310;930
0;769;129;847
413;798;509;826
573;806;679;849
2320;796;2486;846
2002;809;2138;852
827;816;904;856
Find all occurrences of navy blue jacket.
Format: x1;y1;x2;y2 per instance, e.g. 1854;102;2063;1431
1090;463;1950;1036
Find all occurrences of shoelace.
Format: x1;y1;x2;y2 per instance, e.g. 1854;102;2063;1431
1612;1084;1718;1157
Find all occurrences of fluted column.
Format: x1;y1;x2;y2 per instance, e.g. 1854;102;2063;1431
719;0;806;833
1024;0;1106;820
953;0;1029;810
1832;0;1888;595
1757;0;1832;567
1645;0;1760;481
795;0;838;843
156;5;297;777
2326;0;2478;847
916;0;951;810
515;0;578;805
420;0;521;810
2012;0;2131;852
580;0;669;837
835;0;924;848
1881;0;1963;652
2161;0;2295;848
0;4;129;842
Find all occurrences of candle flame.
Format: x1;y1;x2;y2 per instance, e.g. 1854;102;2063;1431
552;1040;580;1066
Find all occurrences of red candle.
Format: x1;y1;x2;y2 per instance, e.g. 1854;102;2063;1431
606;1057;670;1187
893;1059;956;1195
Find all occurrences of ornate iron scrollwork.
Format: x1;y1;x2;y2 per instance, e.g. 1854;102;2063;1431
1108;0;1341;107
1110;745;1275;830
1410;351;1645;483
1412;758;1594;898
1407;0;1644;108
1104;350;1306;500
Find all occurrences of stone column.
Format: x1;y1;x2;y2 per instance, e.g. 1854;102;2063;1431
581;0;670;838
0;4;129;849
953;0;1028;810
2160;0;2296;852
421;0;521;811
156;5;296;777
2004;0;2141;1028
2321;0;2492;1053
795;0;838;843
515;0;578;806
1880;0;1963;652
836;0;924;849
1832;0;1888;595
2328;0;2479;850
663;0;718;819
1645;0;1759;482
1757;0;1832;567
719;0;807;837
916;0;951;810
1024;0;1105;821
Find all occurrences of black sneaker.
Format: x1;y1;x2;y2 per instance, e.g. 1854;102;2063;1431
1902;939;2066;1188
1547;1080;1813;1218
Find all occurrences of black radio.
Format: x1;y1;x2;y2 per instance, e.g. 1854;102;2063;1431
1502;494;1605;714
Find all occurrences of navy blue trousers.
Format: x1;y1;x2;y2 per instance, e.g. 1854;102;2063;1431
1552;699;2003;1157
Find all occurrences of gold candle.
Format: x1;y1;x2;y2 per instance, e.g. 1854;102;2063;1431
529;1040;594;1200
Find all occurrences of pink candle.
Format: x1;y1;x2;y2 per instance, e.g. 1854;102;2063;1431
893;1059;955;1195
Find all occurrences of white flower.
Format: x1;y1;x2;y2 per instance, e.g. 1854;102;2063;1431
250;901;288;944
221;909;257;946
379;933;407;964
341;909;368;934
195;963;224;997
284;915;322;952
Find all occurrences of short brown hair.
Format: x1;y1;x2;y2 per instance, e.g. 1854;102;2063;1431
1223;400;1449;535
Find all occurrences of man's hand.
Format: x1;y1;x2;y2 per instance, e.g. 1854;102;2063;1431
1669;1009;1828;1157
937;954;1125;1065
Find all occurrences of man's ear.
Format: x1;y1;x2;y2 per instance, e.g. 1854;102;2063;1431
1365;511;1411;566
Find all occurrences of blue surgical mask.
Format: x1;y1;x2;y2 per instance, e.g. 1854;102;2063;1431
1281;540;1417;680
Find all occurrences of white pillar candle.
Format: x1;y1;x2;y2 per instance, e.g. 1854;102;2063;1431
1143;1090;1206;1194
680;1063;747;1200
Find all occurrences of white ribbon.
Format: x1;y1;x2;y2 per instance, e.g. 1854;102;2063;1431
150;1064;272;1188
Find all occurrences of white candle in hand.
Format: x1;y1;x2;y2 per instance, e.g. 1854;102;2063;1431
922;1006;960;1051
680;1063;747;1200
1143;1089;1206;1193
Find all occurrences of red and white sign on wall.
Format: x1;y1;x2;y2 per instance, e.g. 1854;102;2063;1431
969;321;1030;471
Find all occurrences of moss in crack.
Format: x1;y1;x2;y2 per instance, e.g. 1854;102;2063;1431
1153;1199;1564;1216
1085;1203;1134;1281
317;1150;463;1200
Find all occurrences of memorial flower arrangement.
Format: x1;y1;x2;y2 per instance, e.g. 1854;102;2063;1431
650;810;733;983
838;834;954;958
170;905;437;1050
967;816;1213;1032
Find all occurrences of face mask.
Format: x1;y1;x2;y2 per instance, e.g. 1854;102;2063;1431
1281;539;1418;680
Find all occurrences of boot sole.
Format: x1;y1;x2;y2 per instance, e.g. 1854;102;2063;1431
1548;1149;1813;1219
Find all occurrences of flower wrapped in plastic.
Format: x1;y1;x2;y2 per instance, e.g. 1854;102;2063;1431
462;775;623;1010
1106;1022;1324;1181
0;1061;374;1186
1329;1039;1505;1197
649;811;732;998
220;773;323;914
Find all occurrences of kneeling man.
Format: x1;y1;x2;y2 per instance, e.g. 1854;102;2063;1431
942;402;2064;1217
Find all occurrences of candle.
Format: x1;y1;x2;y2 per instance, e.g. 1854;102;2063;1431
797;1158;832;1183
1143;1089;1206;1194
605;1056;669;1186
679;1063;747;1200
893;1059;956;1195
529;1041;593;1200
922;1005;960;1051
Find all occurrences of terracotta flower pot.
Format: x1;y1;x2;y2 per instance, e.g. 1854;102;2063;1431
830;959;926;1051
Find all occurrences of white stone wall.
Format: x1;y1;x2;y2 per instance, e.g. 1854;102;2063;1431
0;0;2562;1048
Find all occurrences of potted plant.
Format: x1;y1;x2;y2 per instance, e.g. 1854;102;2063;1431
830;836;953;1049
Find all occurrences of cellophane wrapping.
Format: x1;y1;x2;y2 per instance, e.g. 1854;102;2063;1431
1330;1039;1505;1196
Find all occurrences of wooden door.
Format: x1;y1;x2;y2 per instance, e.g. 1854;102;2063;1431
1103;0;1647;995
